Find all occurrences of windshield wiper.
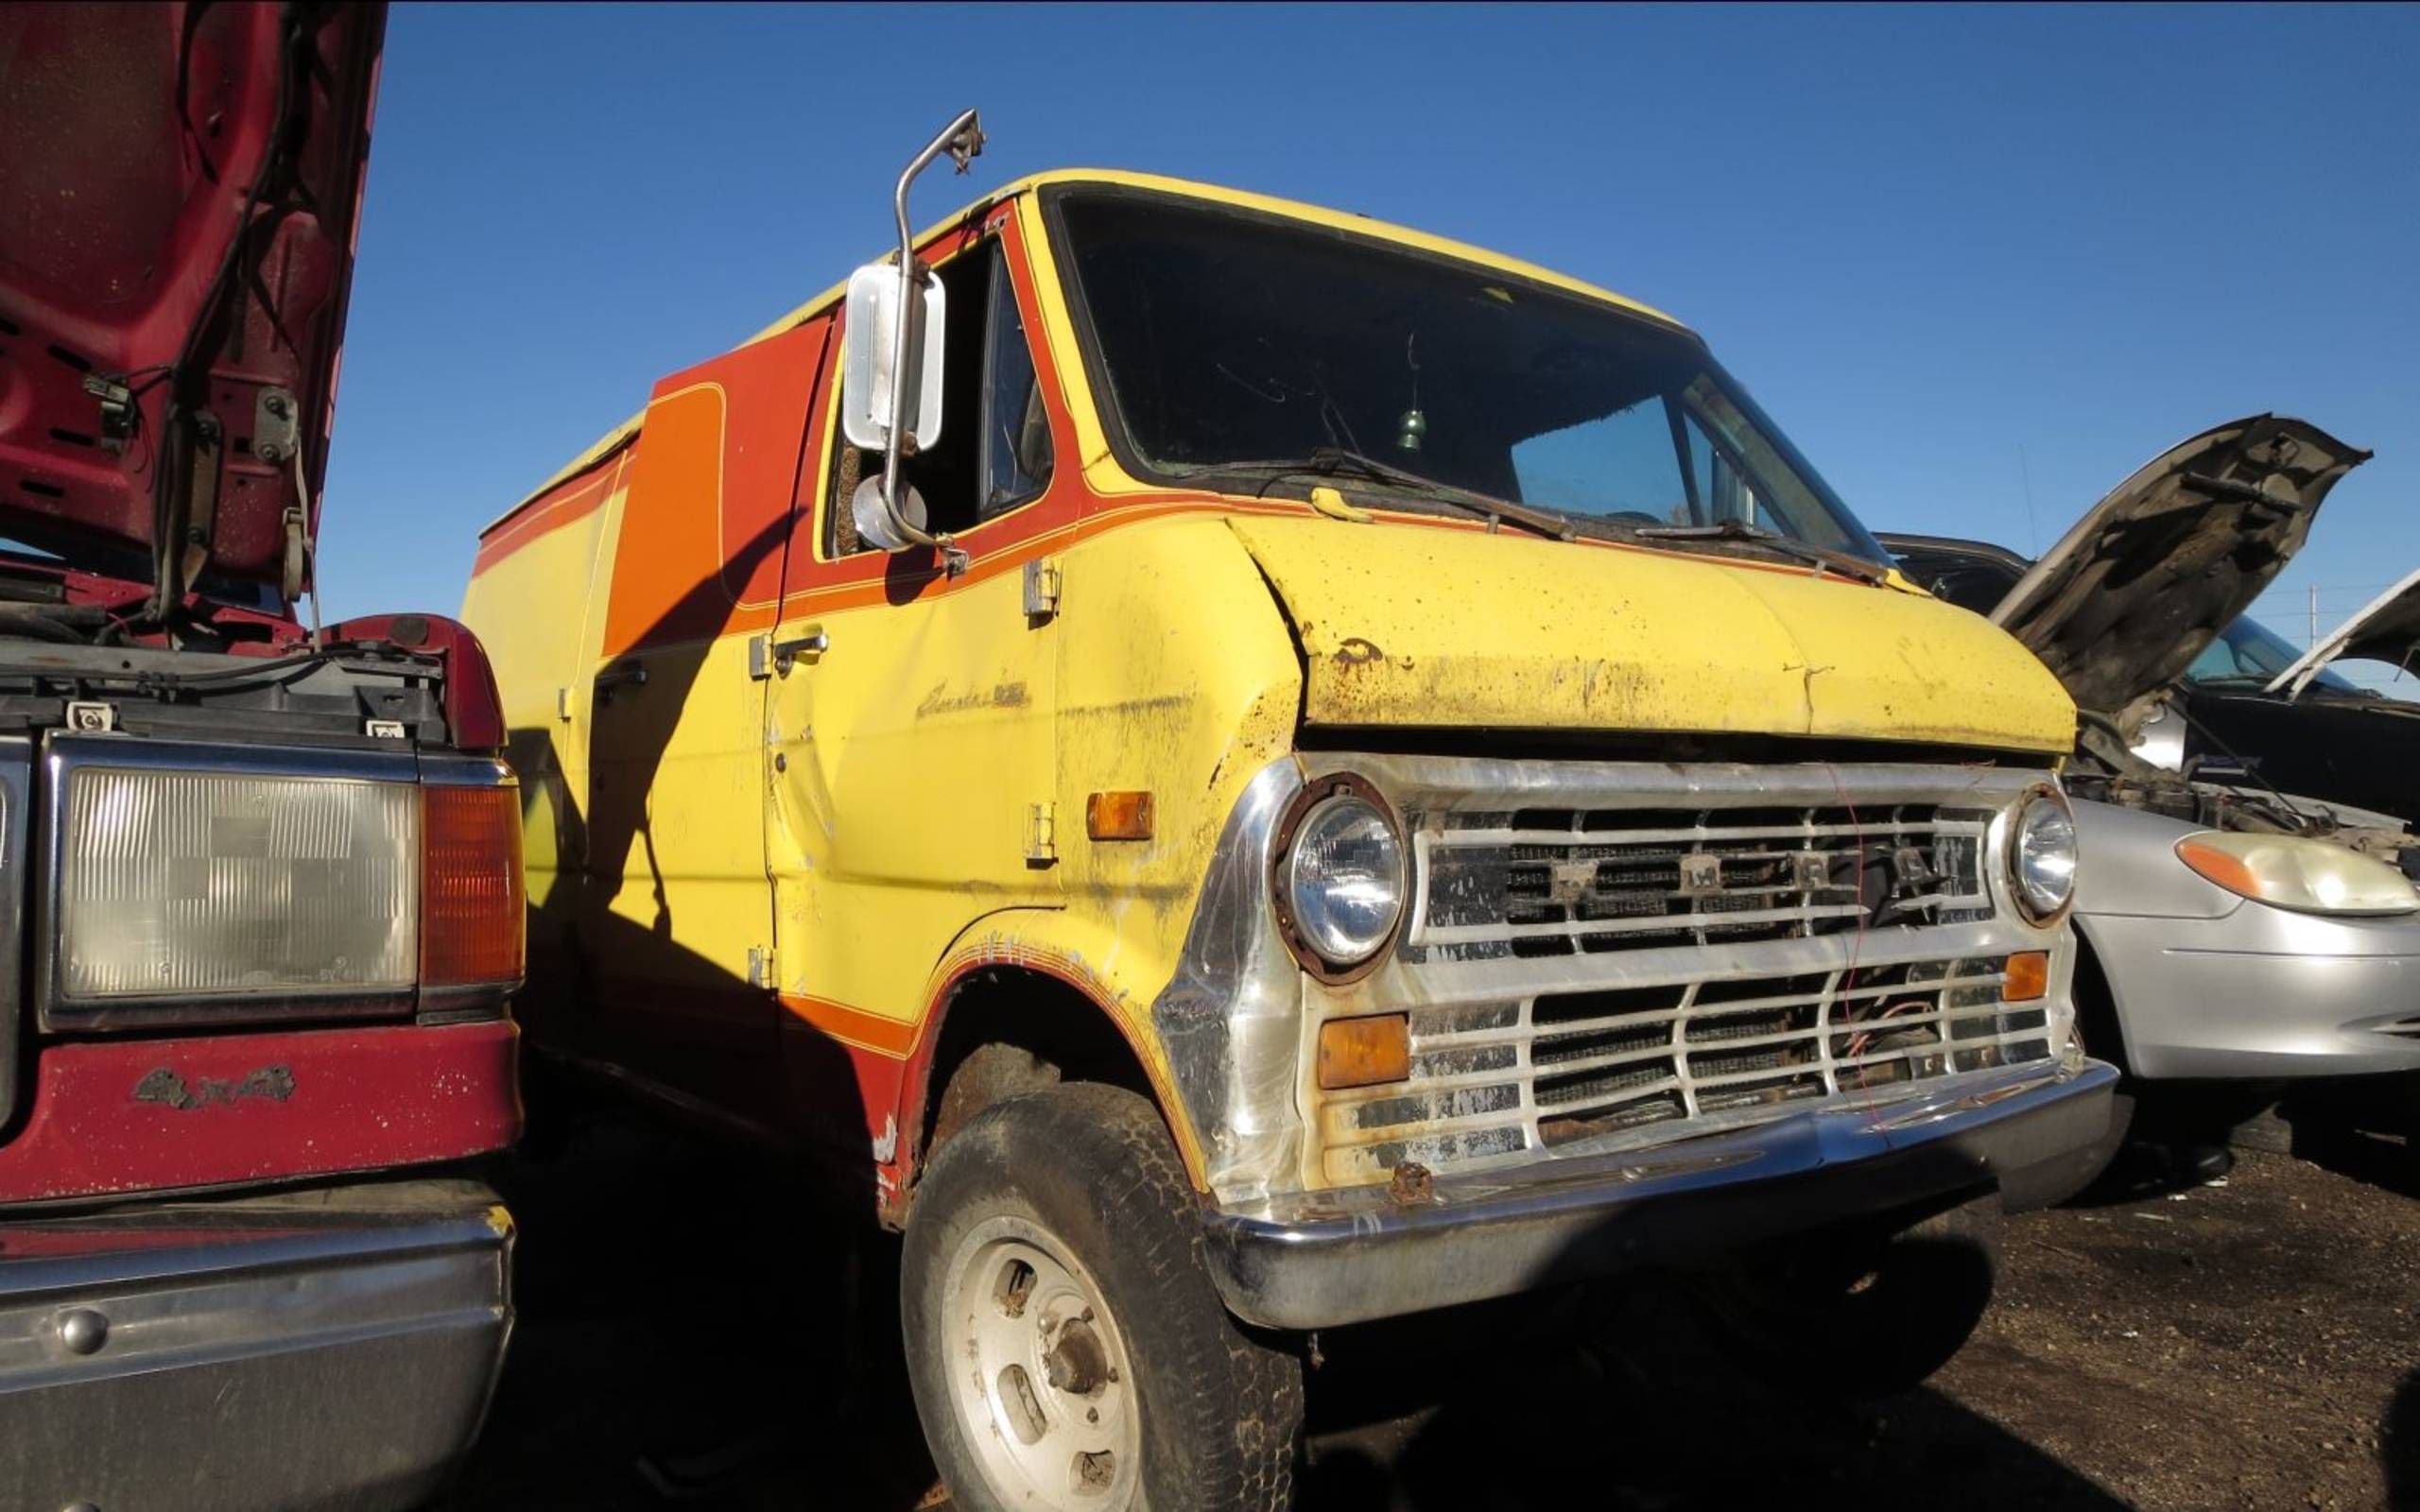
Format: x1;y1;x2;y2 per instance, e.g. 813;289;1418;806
1179;448;1576;542
1631;519;1887;585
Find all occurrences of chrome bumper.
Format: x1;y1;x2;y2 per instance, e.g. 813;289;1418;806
0;1178;513;1512
1200;1058;2118;1331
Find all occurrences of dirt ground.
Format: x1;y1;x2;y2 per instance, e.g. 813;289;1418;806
438;1101;2420;1511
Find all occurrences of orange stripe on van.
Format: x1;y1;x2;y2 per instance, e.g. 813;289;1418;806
779;993;920;1059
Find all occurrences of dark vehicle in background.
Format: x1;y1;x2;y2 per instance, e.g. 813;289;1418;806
2167;569;2420;826
0;6;523;1508
1880;416;2420;1174
1887;537;2420;836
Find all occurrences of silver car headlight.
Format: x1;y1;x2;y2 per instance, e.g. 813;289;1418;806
2009;788;2078;922
2175;831;2420;917
1278;782;1406;974
56;766;421;1004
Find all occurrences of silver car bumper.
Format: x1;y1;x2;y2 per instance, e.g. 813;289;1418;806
1200;1057;2118;1331
0;1178;513;1512
2080;905;2420;1080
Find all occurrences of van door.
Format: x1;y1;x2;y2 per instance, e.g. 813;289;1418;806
764;218;1075;1153
579;320;830;1130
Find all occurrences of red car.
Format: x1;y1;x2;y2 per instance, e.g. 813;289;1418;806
0;6;522;1507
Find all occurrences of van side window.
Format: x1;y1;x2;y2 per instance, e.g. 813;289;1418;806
981;249;1053;518
825;241;1053;556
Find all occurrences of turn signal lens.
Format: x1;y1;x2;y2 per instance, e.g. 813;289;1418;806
422;783;525;989
2001;950;2049;1003
1317;1013;1411;1091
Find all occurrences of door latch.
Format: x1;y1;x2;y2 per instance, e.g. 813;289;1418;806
750;628;830;679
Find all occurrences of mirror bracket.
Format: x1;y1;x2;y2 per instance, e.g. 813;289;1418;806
863;108;985;568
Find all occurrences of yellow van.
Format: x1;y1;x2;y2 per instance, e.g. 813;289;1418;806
465;112;2115;1510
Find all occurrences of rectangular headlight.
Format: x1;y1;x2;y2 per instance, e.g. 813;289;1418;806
57;767;420;1003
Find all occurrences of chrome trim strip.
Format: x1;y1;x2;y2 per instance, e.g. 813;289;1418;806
1148;758;1306;1203
0;740;27;1137
1201;1058;2118;1331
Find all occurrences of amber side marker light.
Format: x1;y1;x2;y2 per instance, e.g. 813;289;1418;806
1085;790;1155;842
2002;950;2050;1004
1318;1013;1411;1091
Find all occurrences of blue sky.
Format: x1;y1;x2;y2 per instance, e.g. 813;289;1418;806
323;3;2419;683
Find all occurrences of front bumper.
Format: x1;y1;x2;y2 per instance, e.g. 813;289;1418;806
2080;904;2420;1081
0;1177;513;1512
1201;1057;2117;1331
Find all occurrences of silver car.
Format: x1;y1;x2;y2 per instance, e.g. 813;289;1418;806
2071;798;2420;1082
1881;415;2420;1169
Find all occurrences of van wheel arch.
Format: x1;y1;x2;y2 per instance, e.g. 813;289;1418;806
899;967;1191;1221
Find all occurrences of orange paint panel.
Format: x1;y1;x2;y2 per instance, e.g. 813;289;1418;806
601;322;829;657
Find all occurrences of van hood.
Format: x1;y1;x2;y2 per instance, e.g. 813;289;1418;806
1227;515;2075;755
1989;416;2369;715
2267;564;2420;699
0;2;384;611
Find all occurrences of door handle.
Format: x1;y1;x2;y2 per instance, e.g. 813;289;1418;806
595;659;648;701
769;628;828;676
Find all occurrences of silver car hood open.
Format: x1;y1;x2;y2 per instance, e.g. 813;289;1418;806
1991;416;2369;714
2266;565;2420;699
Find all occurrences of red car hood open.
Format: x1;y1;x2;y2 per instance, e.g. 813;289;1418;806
0;2;382;610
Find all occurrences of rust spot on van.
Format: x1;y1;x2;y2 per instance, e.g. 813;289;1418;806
1333;637;1383;666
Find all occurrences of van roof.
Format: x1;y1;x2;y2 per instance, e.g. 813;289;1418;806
485;168;1693;533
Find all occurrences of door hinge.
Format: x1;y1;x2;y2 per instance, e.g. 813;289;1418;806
1026;800;1058;867
748;945;777;988
1023;558;1062;622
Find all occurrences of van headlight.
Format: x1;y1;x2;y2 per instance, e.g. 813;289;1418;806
2009;790;2078;922
2175;831;2420;917
1277;781;1406;976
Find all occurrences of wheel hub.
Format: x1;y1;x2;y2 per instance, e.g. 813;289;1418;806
942;1221;1140;1509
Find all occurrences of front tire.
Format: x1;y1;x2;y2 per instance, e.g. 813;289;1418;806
901;1083;1303;1512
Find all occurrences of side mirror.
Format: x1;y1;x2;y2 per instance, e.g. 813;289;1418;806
842;107;985;565
840;264;945;455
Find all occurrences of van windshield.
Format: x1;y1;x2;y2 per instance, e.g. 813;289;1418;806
1051;189;1888;563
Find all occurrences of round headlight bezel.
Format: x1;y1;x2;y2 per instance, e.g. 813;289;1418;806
2008;786;2079;925
1271;775;1408;982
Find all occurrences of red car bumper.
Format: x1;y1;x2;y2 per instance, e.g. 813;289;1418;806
0;1020;521;1206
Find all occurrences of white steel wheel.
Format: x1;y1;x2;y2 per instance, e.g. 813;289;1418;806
902;1083;1303;1512
942;1217;1141;1509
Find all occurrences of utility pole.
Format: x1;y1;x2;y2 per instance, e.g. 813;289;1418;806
2309;584;2319;648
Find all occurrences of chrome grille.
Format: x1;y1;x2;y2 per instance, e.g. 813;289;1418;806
1410;804;1993;963
1316;954;2056;1187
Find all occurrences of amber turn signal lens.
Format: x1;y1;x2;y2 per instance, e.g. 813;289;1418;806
2002;950;2049;1004
1085;790;1155;841
1317;1013;1411;1091
423;784;526;988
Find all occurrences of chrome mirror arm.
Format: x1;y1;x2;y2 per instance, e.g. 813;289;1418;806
880;108;985;576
